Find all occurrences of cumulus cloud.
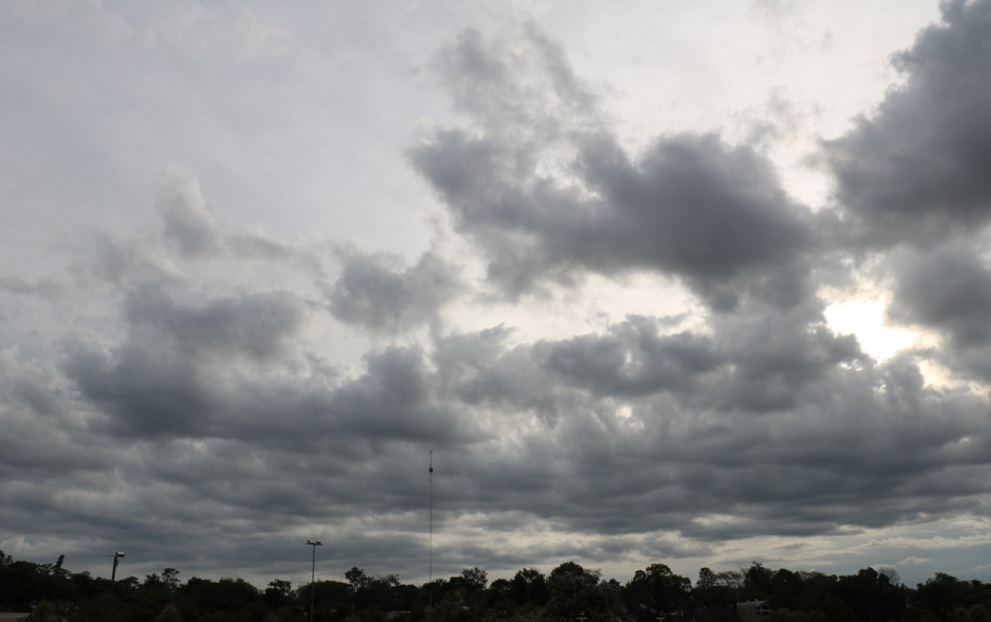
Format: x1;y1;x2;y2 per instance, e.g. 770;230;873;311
888;243;991;348
421;320;989;547
825;0;991;248
821;0;991;385
122;287;307;361
541;317;720;398
156;168;219;258
152;169;321;272
329;248;462;332
882;240;991;382
412;28;815;310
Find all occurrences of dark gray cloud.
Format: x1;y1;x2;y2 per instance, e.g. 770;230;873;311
329;248;461;332
59;287;478;446
61;331;217;439
45;276;974;579
884;241;991;383
707;300;863;412
326;345;482;445
542;317;720;398
825;0;991;248
820;0;991;391
412;29;815;309
888;243;991;347
576;133;815;310
422;314;984;542
122;287;307;361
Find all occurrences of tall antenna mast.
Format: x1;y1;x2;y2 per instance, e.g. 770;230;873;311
428;448;434;607
429;448;434;584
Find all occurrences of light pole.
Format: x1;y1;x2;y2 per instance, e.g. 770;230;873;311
306;540;322;622
107;552;125;619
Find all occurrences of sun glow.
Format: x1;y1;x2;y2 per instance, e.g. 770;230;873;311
824;298;918;362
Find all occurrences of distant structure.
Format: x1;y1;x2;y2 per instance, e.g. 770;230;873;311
429;448;434;586
428;448;435;610
738;599;771;620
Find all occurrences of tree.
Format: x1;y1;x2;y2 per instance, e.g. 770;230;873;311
969;604;991;622
153;603;185;622
365;574;403;611
877;566;902;587
547;561;623;622
914;572;967;622
461;566;488;592
511;567;549;606
766;609;830;622
903;609;941;622
695;567;737;622
624;563;692;622
182;576;263;620
743;562;773;599
833;567;907;622
162;567;181;591
1;560;47;610
487;577;513;609
697;567;717;590
547;561;598;620
770;568;805;610
265;579;294;609
24;601;59;622
297;580;351;619
345;566;370;591
715;569;744;589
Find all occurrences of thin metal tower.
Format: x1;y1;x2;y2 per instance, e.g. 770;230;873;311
428;448;434;588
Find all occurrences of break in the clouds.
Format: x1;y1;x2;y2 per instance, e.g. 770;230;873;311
4;0;991;592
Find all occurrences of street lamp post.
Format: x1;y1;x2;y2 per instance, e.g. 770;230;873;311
107;552;125;620
306;540;322;622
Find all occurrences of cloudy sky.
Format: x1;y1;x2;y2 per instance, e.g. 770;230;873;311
4;0;991;590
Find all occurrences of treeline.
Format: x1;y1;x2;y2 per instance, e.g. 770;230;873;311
2;548;991;622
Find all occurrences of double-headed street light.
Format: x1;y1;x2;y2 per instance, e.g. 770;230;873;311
107;552;125;619
306;540;322;622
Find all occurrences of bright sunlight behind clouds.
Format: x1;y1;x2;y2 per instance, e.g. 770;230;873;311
824;299;919;362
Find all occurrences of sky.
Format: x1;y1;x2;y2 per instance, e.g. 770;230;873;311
3;0;991;591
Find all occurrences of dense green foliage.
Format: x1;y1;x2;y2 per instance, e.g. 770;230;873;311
2;549;991;621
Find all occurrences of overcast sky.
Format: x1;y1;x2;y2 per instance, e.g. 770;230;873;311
4;0;991;591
